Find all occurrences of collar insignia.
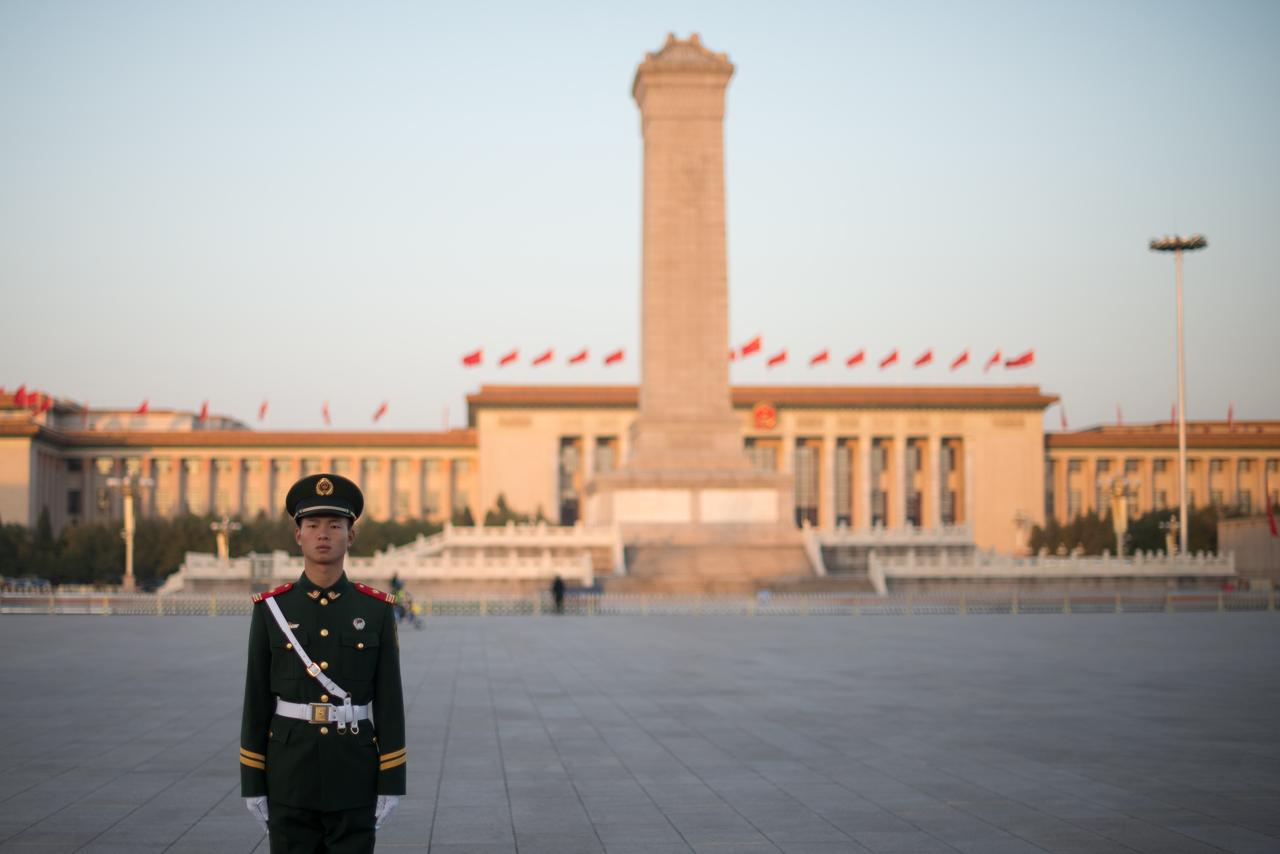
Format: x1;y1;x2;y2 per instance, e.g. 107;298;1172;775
307;590;321;600
328;591;340;600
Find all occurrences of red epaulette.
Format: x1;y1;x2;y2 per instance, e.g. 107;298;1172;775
251;582;294;603
353;582;395;603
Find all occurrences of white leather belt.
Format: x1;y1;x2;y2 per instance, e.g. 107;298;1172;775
276;698;371;725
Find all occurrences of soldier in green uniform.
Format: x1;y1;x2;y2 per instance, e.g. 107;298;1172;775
240;473;406;853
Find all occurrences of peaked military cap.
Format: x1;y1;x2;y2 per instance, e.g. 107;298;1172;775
285;473;363;522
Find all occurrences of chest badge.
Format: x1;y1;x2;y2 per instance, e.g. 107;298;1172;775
353;617;366;630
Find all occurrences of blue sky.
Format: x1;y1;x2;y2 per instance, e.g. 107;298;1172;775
2;1;1277;431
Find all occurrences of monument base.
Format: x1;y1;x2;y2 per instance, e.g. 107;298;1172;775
586;467;815;592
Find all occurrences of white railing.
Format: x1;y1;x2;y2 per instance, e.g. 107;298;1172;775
166;522;620;592
869;549;1235;595
818;524;974;546
4;589;1275;617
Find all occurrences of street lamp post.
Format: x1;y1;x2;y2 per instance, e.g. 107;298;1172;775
211;515;243;562
105;472;154;591
1150;234;1207;554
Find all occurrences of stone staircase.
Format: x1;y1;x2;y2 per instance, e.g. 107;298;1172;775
606;543;814;594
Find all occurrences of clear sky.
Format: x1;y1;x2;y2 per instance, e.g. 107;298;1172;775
2;1;1277;431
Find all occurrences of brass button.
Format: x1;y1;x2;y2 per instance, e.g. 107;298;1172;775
320;661;329;670
357;642;364;649
285;643;292;650
320;629;329;637
320;694;329;703
319;726;329;735
268;730;273;737
319;599;329;607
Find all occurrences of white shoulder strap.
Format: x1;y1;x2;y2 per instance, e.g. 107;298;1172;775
264;596;350;702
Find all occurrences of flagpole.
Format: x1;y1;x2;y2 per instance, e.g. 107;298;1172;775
1151;234;1206;555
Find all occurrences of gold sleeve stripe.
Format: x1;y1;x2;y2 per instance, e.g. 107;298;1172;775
379;747;407;761
240;748;266;761
379;755;407;771
240;756;266;771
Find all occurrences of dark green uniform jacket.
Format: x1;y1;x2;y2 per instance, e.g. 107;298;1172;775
240;572;406;810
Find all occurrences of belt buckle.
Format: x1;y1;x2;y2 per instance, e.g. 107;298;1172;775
308;703;332;724
305;662;322;679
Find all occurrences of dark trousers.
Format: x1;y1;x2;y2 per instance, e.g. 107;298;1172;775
268;801;376;854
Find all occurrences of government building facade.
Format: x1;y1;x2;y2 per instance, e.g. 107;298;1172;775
3;386;1277;557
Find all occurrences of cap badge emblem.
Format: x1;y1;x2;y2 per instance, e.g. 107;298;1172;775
353;617;366;630
316;477;334;496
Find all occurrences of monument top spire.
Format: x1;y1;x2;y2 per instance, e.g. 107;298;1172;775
632;33;733;99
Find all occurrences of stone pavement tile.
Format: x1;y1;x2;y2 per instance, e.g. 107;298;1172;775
946;835;1052;853
591;819;688;847
848;831;959;853
1167;822;1280;853
1074;817;1236;853
427;845;516;854
429;804;514;846
821;809;918;836
169;814;266;850
515;831;605;853
603;845;694;854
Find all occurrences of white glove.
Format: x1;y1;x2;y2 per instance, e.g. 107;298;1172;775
244;796;268;828
374;795;400;830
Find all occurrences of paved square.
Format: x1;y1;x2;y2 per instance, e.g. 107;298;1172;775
1;613;1278;853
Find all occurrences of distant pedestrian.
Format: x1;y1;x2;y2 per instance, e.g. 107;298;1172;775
551;575;566;614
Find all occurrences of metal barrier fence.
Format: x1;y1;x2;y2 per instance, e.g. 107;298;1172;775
1;590;1276;617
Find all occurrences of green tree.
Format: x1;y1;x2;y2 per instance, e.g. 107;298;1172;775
483;493;531;526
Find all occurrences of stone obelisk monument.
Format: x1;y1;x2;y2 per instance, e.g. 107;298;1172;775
587;34;805;589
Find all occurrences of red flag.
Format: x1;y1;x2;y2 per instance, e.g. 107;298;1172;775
1059;405;1068;431
1227;402;1234;429
372;401;389;422
604;349;624;365
499;349;519;367
984;350;1001;372
533;349;553;366
322;401;331;426
568;349;589;365
198;400;209;423
461;349;482;367
913;349;933;368
13;385;27;407
258;400;269;421
766;349;787;368
28;392;42;412
740;336;762;357
136;400;149;415
879;349;899;369
1116;404;1123;426
950;350;970;370
37;394;52;414
1005;349;1035;368
846;349;865;368
809;349;829;366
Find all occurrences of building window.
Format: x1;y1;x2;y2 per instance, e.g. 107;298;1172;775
942;490;957;525
744;438;778;471
67;490;82;516
1096;459;1111;474
1187;459;1199;473
557;439;580;525
1210;459;1224;473
395;492;411;517
1068;459;1082;474
1153;459;1168;473
1210;490;1224;507
835;440;853;526
1067;490;1081;518
1238;459;1253;474
1237;490;1252;513
871;490;887;527
67;459;83;473
1268;459;1279;473
905;491;922;527
1155;490;1168;509
595;437;618;474
1124;459;1140;474
333;458;352;476
793;441;819;527
905;443;921;473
